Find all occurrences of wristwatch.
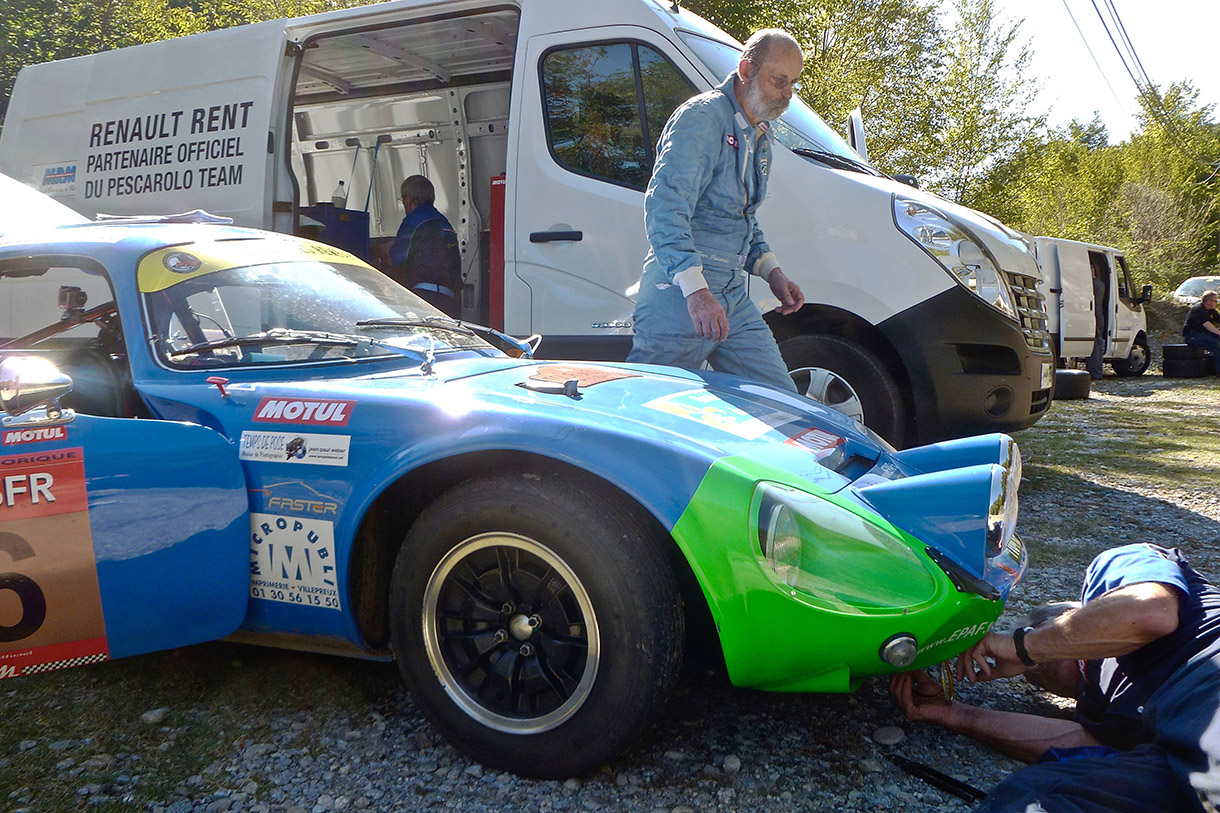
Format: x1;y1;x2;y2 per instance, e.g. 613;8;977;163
1012;625;1038;667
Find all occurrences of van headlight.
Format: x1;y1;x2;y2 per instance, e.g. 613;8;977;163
752;483;937;610
893;196;1017;320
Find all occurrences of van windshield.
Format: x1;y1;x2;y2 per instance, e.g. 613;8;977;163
676;31;863;162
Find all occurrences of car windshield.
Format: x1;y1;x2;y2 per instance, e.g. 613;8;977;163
144;258;492;368
1176;278;1220;297
676;31;864;163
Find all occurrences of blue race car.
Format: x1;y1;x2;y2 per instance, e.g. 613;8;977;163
0;213;1025;777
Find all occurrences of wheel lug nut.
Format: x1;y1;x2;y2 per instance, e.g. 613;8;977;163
501;603;514;614
528;614;542;628
492;630;508;644
519;643;534;657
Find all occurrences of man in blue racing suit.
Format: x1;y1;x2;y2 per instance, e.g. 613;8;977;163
892;543;1220;812
627;29;805;392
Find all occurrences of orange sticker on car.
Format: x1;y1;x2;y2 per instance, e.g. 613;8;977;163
0;448;108;678
528;365;639;387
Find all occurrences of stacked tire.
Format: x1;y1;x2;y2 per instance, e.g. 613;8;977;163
1162;344;1211;378
1053;369;1091;400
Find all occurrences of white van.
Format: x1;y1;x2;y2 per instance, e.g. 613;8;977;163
0;0;1054;446
1032;236;1152;376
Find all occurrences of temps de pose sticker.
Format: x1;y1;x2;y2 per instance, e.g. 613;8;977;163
239;431;350;467
0;448;109;678
249;513;340;610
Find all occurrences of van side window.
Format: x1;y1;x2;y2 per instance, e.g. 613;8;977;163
1115;256;1133;299
541;42;695;190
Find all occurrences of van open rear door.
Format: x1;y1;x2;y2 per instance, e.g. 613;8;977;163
0;20;289;227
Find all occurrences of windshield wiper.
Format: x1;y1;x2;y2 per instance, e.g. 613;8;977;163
356;317;538;358
165;327;373;358
792;148;880;177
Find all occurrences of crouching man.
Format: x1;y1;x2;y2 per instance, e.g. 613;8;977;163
891;543;1220;812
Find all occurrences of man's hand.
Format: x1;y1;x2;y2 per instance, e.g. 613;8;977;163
767;267;805;315
687;289;729;341
889;671;958;726
956;632;1027;683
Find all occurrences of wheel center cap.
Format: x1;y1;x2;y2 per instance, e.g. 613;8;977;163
509;614;535;641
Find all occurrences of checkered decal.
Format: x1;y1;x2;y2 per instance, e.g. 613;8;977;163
21;653;109;675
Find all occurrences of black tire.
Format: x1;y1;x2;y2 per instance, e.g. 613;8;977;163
389;470;684;778
1053;369;1091;400
779;334;906;447
1112;337;1150;377
1163;357;1211;378
1163;344;1206;360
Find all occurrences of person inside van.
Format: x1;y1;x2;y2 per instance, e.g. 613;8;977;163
626;29;805;393
1182;290;1220;374
385;175;462;317
1086;257;1109;380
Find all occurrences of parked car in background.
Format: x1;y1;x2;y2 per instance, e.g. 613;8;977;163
0;190;1027;777
1173;276;1220;305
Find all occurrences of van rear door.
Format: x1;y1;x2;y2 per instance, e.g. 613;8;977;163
511;26;699;355
0;20;289;227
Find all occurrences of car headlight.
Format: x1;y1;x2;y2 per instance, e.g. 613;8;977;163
893;196;1017;320
752;482;937;610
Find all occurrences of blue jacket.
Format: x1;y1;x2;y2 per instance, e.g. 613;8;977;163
642;73;779;296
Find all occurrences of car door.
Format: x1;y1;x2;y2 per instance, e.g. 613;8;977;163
510;27;698;354
0;396;249;680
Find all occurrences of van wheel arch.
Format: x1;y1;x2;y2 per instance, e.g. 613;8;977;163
766;306;914;447
1112;332;1150;377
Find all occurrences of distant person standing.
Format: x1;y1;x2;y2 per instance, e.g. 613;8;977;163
1182;289;1220;374
388;175;462;317
1086;261;1108;380
627;29;805;392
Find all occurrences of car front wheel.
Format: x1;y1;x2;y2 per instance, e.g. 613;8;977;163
389;470;684;777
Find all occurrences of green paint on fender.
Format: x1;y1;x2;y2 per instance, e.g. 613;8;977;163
670;456;1002;692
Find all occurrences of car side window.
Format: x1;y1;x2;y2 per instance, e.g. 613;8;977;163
541;41;696;190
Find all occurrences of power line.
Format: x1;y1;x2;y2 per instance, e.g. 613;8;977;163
1058;0;1127;117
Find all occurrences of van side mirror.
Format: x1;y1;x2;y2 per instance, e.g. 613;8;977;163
891;174;920;189
1140;284;1153;304
846;108;869;163
0;355;73;418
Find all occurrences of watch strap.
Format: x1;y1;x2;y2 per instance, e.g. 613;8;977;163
1012;625;1037;667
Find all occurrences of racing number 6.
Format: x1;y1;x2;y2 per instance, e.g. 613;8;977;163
0;532;48;642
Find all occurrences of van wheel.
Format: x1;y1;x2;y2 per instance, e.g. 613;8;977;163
780;334;905;447
388;471;684;778
1112;337;1150;376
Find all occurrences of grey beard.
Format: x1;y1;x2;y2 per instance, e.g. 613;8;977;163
744;76;789;121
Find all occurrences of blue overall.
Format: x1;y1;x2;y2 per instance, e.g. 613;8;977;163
627;74;795;393
978;544;1220;812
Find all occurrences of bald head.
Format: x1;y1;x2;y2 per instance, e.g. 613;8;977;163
740;29;802;66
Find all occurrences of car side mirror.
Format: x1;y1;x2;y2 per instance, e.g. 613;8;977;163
0;355;74;418
1140;284;1153;305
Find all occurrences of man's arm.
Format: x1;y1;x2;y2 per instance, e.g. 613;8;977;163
890;672;1101;763
957;581;1181;683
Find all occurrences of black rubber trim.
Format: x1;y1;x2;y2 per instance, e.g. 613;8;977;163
530;231;583;243
924;546;1000;601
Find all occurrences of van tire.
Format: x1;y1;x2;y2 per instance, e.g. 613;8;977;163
1053;369;1091;399
1163;357;1211;378
1111;337;1150;377
388;470;684;778
779;334;905;447
1162;344;1206;361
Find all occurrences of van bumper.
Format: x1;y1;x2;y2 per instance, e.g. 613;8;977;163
879;285;1053;444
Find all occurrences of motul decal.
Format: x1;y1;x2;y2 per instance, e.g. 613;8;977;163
2;426;67;445
253;398;355;426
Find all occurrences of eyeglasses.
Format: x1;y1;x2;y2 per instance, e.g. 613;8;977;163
765;73;802;93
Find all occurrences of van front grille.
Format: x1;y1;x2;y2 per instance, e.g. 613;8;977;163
1006;271;1051;354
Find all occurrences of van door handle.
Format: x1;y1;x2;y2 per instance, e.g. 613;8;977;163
530;230;583;243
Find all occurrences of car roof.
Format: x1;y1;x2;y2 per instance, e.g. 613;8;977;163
0;172;89;237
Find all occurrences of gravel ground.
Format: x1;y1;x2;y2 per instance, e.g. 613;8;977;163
3;373;1218;813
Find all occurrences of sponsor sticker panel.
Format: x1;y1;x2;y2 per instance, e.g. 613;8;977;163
253;398;355;426
249;513;341;611
0;448;109;678
239;431;350;467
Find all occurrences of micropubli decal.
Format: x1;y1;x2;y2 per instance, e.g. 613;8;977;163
249;513;340;610
239;431;350;467
253;397;354;426
2;426;67;445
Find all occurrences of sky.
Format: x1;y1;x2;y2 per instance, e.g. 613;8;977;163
963;0;1220;142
